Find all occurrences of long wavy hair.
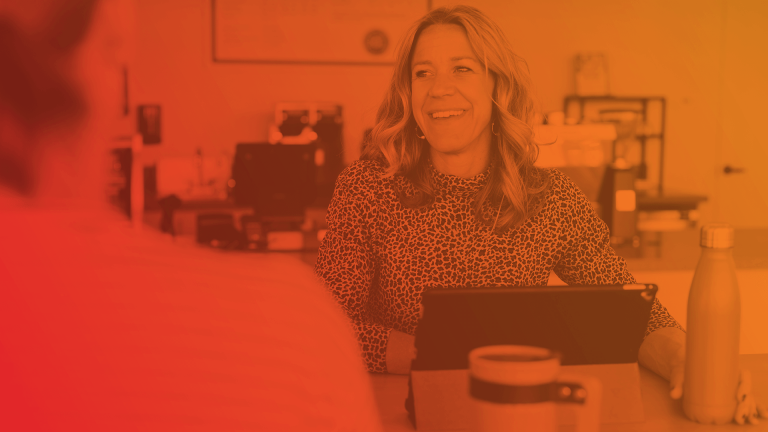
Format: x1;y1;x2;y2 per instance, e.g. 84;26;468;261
362;5;549;233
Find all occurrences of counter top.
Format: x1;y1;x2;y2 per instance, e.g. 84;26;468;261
628;229;768;271
371;355;768;432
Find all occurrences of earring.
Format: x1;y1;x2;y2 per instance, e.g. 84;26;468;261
415;126;426;139
491;122;499;136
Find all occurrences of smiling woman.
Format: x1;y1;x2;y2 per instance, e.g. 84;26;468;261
315;2;687;400
410;24;496;170
364;6;545;231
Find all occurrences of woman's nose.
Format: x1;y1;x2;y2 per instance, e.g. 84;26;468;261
428;73;455;98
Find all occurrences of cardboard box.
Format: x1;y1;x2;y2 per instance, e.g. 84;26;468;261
411;363;644;431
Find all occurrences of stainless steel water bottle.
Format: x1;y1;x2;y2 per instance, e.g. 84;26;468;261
683;223;741;424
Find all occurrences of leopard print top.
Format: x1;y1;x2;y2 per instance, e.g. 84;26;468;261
315;159;683;373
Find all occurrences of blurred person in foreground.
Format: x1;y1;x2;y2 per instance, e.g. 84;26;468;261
0;1;381;430
315;5;764;424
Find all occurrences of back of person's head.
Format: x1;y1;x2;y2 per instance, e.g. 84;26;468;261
0;0;120;200
0;2;382;430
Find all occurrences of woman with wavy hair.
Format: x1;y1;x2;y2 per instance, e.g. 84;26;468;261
316;4;687;397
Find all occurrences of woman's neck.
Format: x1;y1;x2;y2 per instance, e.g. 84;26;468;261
429;136;492;179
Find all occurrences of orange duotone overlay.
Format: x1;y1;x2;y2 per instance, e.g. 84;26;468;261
2;0;767;430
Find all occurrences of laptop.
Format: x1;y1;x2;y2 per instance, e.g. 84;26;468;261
407;284;658;430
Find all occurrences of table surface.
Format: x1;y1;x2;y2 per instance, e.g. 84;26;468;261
371;354;768;432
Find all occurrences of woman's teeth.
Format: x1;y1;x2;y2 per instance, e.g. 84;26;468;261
431;110;464;119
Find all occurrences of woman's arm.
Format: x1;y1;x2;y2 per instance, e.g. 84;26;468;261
316;226;391;373
550;170;684;336
638;326;686;398
315;161;397;373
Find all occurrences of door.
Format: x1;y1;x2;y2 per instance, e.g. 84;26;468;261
715;0;768;228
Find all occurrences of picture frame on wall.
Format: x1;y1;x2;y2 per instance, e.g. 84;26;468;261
137;105;162;145
211;0;429;65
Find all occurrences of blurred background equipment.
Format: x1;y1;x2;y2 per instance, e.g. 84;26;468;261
154;149;232;202
108;146;132;218
598;165;639;256
564;96;665;195
231;142;316;222
534;122;617;216
158;194;181;236
240;214;266;250
137;105;161;145
268;102;344;206
562;96;706;257
107;134;144;231
196;213;242;249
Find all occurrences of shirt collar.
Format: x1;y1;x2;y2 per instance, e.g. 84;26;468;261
428;158;493;195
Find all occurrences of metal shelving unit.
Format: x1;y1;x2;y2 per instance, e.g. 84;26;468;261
564;95;666;195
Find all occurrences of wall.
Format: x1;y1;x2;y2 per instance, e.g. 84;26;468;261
131;0;393;166
130;0;765;226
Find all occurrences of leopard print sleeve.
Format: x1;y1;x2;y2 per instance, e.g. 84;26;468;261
550;170;684;338
315;161;390;372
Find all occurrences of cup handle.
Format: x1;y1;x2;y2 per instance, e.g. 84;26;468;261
556;373;602;432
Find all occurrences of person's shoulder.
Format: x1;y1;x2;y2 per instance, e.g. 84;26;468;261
540;168;583;199
343;158;387;177
336;159;387;192
536;168;593;215
539;167;567;187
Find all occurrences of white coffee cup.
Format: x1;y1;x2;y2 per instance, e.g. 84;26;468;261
469;345;602;432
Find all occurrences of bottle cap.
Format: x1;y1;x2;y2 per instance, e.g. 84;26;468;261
700;223;734;248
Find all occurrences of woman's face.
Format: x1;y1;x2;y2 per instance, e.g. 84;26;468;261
411;24;495;157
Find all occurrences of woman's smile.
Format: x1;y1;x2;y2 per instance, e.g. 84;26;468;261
429;109;467;119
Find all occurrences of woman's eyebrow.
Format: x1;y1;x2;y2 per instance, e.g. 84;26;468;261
450;56;479;63
412;56;479;69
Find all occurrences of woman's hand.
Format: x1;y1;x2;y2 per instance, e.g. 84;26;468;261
638;326;687;397
667;344;685;400
669;356;767;425
386;329;416;374
641;328;767;424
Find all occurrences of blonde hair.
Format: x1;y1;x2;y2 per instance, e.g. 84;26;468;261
362;5;549;232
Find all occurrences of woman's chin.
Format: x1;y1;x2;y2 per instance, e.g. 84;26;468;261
427;138;480;157
428;143;466;156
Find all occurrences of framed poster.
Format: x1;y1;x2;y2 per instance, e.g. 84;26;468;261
212;0;429;65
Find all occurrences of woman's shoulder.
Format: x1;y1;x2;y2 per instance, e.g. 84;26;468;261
537;168;592;212
340;159;387;180
334;158;389;197
541;168;580;195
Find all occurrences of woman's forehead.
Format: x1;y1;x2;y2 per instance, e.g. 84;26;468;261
411;24;478;66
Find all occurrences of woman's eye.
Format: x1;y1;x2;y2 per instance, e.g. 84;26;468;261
414;70;430;78
456;66;472;73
